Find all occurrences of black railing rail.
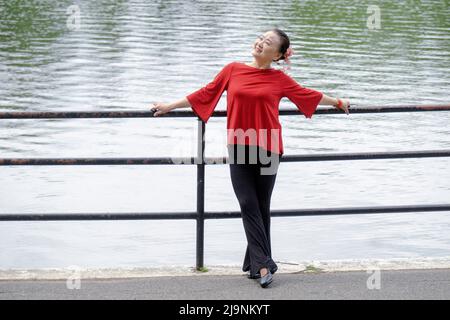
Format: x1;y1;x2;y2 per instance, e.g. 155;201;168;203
1;150;450;166
1;104;450;120
1;104;450;270
2;204;450;221
1;104;450;119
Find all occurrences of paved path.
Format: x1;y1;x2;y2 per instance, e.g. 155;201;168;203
1;269;449;300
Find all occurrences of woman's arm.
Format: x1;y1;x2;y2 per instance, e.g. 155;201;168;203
151;62;233;120
319;93;339;106
150;97;192;117
281;72;350;117
319;93;350;115
169;97;192;110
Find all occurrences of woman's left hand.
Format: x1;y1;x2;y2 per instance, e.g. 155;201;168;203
337;99;351;115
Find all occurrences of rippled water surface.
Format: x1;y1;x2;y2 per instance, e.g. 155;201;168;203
0;0;449;269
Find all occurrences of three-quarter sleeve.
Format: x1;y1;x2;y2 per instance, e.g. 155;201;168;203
186;62;234;123
281;73;323;119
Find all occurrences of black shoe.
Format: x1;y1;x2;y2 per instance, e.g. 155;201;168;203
247;272;261;279
271;266;278;275
247;266;277;279
260;271;273;288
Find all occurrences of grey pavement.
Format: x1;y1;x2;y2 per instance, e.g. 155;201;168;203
0;269;449;300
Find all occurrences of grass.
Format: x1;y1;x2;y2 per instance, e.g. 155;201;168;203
301;265;324;274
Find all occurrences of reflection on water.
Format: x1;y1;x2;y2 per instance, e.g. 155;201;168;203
0;0;449;269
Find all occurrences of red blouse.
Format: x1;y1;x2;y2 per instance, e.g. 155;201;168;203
186;61;323;155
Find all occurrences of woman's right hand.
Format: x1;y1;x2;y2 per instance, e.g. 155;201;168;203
150;102;174;117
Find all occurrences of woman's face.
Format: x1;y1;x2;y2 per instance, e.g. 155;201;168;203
251;31;282;61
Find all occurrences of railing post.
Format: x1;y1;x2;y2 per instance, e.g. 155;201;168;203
196;119;206;270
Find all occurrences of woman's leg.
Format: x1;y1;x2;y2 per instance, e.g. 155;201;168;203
242;170;278;274
228;144;252;273
255;162;279;274
229;162;273;276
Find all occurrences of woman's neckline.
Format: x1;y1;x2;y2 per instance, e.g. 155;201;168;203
238;61;275;71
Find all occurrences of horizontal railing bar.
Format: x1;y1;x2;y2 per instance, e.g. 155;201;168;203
1;149;450;166
206;204;450;219
280;149;450;162
1;204;449;221
0;157;189;166
1;104;449;119
0;110;194;119
0;212;198;221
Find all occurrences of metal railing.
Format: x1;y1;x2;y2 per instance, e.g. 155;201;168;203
1;104;450;270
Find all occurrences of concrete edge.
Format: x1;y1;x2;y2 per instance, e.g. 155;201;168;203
1;256;450;280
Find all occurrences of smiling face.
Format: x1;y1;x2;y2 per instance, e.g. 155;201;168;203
251;31;283;62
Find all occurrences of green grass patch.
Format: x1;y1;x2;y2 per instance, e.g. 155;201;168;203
196;266;209;273
302;265;323;273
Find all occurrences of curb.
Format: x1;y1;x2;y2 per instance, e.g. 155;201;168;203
1;256;450;280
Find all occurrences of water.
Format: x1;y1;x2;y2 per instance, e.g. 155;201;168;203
0;0;449;269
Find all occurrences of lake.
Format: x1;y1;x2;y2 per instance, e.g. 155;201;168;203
0;0;449;269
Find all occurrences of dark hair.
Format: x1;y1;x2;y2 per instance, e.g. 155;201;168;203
271;28;290;62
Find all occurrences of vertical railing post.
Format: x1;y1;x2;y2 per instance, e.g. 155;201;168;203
196;119;206;270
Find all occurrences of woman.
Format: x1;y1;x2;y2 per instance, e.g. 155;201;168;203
150;28;350;288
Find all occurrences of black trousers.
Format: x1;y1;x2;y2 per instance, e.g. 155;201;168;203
227;144;282;276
